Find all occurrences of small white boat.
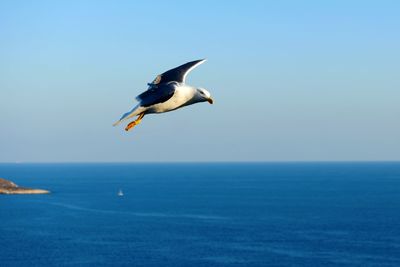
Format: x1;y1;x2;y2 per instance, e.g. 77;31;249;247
118;189;124;196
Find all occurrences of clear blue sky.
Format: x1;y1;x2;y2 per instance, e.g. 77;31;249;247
1;0;399;162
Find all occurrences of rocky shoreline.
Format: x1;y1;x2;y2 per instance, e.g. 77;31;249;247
0;178;50;194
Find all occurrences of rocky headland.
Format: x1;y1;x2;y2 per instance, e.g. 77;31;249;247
0;178;50;194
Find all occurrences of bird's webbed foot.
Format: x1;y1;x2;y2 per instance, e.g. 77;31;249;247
125;113;145;131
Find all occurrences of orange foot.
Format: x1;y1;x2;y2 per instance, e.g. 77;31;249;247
125;113;144;131
125;121;139;131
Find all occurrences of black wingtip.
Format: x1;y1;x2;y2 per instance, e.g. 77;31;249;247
185;59;206;65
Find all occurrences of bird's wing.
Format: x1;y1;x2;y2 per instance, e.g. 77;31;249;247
136;82;177;107
147;59;206;86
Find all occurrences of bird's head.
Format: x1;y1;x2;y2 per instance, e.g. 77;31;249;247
196;88;214;104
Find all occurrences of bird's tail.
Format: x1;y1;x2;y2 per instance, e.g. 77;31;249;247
113;105;142;126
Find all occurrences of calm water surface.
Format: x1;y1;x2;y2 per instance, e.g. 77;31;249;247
1;163;400;266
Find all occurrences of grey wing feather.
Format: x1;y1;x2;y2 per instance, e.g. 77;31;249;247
136;82;176;107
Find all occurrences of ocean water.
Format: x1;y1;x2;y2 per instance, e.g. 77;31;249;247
1;163;400;267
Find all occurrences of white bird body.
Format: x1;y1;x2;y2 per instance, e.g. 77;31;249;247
146;84;197;114
114;59;213;131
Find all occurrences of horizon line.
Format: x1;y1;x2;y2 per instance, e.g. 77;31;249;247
1;160;400;164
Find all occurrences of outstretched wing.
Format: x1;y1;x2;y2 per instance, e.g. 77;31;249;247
136;82;177;107
148;59;206;86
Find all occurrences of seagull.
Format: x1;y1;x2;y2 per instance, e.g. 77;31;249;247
113;59;213;131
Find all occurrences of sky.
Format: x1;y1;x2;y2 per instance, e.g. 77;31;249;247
1;0;400;162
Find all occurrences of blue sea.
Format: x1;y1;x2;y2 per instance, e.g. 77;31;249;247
1;163;400;267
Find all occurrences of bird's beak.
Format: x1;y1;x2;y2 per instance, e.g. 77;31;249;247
207;97;214;104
